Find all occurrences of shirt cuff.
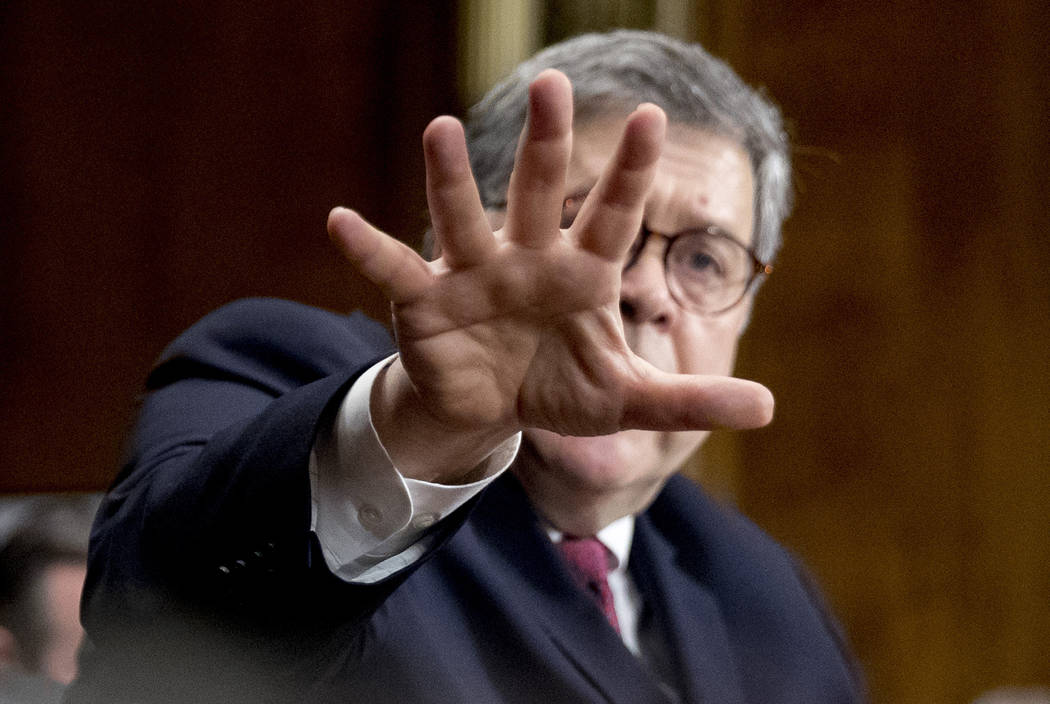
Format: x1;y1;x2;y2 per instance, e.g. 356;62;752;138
310;355;520;582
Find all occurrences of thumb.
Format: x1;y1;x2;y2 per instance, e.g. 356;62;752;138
620;366;774;431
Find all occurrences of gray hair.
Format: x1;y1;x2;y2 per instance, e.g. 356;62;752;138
464;29;792;265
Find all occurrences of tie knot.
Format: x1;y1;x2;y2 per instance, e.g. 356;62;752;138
557;535;612;585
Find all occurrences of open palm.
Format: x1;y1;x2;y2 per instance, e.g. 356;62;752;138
328;71;771;479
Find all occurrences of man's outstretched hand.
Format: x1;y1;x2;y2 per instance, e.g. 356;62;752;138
327;70;772;483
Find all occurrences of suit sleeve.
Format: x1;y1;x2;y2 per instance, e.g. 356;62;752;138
81;299;397;639
310;357;519;582
71;299;495;703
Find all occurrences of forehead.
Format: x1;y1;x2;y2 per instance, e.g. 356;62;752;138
566;117;756;244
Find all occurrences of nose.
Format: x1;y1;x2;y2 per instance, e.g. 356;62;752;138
619;239;678;330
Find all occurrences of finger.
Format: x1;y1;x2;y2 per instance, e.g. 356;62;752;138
621;365;775;431
572;104;666;261
503;69;574;248
423;116;495;268
328;207;433;304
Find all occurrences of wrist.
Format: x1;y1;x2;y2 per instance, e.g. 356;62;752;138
370;357;516;483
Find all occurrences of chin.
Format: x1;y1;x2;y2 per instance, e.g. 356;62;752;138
523;428;706;492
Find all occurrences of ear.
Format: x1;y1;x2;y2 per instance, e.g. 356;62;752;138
0;625;22;668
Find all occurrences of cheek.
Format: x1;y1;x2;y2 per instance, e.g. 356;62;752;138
526;431;642;483
674;319;743;376
625;316;743;377
525;428;708;487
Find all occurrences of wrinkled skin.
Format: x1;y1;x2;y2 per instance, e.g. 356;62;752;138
328;70;772;532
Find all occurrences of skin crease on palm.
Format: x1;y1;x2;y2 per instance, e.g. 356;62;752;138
327;69;773;535
513;118;760;533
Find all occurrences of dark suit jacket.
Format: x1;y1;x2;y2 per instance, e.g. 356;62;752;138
68;298;865;704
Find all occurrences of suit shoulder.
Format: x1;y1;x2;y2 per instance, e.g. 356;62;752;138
149;298;394;392
648;474;806;589
648;475;866;696
187;297;389;348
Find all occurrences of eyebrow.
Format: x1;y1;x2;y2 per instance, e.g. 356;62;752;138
561;186;745;245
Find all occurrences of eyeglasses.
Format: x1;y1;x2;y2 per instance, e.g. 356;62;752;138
561;195;772;315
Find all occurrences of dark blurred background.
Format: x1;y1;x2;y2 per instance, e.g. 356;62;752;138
3;1;1047;701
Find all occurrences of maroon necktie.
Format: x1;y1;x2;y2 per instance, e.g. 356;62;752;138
557;535;620;633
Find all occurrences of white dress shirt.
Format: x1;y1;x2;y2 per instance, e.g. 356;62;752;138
308;355;644;655
547;516;644;655
309;356;518;582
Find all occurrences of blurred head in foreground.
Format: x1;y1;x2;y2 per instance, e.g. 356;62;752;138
0;494;100;685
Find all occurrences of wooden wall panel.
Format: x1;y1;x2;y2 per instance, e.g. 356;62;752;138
2;1;458;491
698;1;1050;701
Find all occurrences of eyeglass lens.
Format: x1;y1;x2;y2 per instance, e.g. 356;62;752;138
561;195;759;314
663;231;755;313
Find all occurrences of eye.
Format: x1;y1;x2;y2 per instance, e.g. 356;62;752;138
687;251;718;273
670;232;740;285
674;238;727;279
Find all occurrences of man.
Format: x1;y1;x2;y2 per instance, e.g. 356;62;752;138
1;495;98;704
69;31;865;703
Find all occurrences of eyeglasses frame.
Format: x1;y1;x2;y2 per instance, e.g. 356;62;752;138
623;224;773;316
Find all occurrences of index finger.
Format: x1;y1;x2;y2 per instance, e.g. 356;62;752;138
571;104;666;261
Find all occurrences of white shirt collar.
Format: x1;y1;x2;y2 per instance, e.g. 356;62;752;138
546;513;635;572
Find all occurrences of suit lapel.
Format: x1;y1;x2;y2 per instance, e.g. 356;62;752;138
630;513;747;704
468;476;674;704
